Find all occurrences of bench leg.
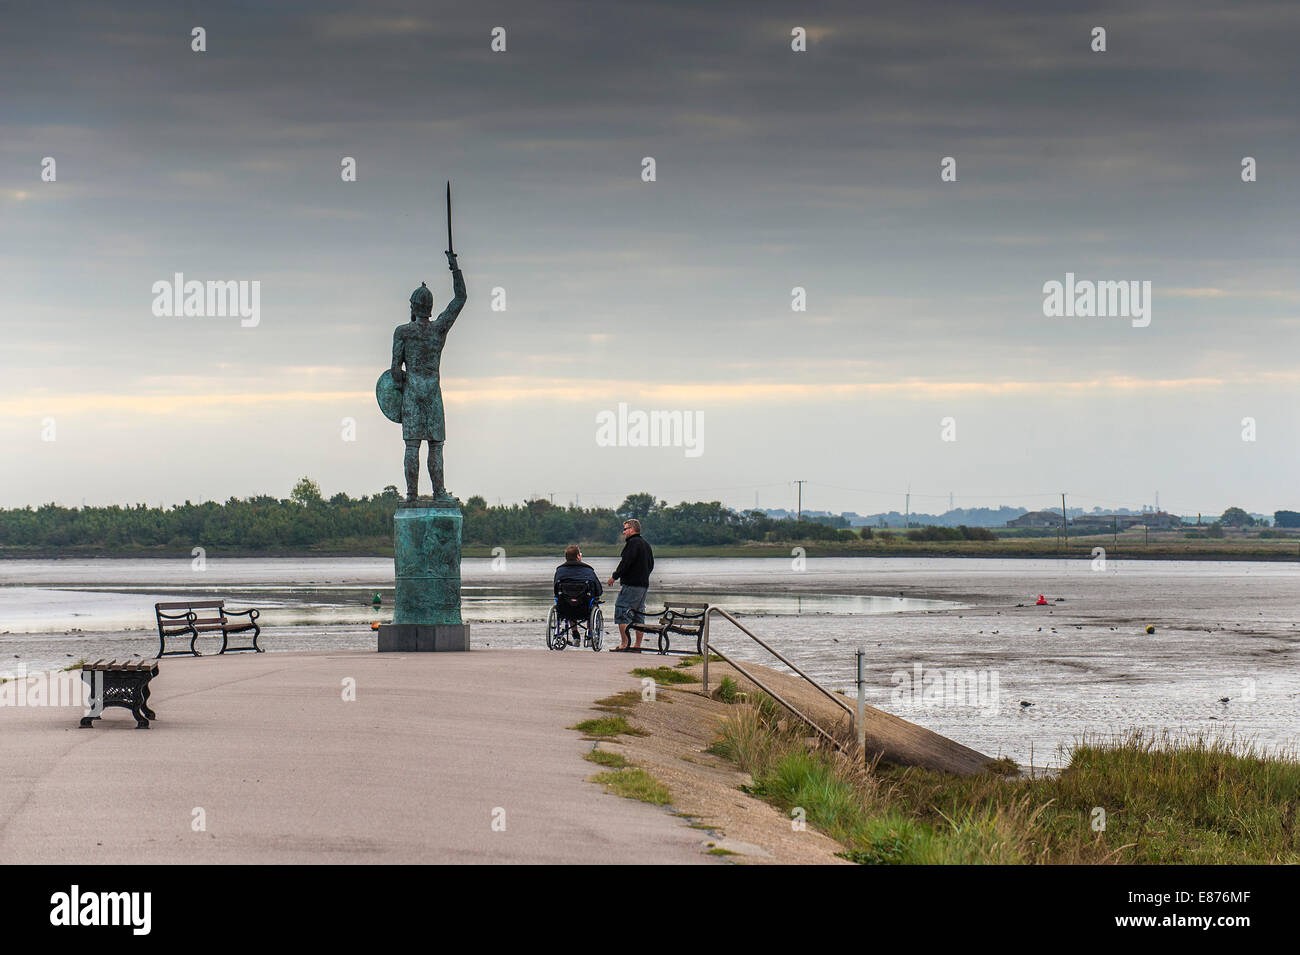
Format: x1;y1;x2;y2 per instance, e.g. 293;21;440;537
217;625;261;654
131;704;150;729
141;682;157;721
81;672;100;726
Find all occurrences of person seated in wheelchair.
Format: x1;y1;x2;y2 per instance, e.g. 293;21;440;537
554;545;603;645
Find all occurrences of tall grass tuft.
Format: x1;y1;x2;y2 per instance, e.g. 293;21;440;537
712;701;1300;864
714;675;741;703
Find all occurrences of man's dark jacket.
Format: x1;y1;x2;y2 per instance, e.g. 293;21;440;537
612;533;654;588
554;559;602;596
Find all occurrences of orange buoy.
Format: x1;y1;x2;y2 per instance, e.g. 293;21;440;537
1035;594;1049;606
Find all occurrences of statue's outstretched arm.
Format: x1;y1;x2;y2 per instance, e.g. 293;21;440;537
436;253;466;329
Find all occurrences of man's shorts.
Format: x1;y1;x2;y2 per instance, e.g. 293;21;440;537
613;584;649;626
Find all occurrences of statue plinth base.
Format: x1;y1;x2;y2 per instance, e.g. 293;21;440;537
379;498;470;652
377;623;471;652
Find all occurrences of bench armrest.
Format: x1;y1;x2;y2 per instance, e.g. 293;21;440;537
157;609;197;623
668;608;706;620
223;608;259;620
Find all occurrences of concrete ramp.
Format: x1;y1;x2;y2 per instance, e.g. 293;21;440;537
700;660;996;775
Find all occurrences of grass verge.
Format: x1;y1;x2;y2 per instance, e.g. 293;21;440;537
712;696;1300;864
632;666;699;685
570;714;648;738
677;654;725;668
590;768;672;805
584;749;633;769
592;690;641;712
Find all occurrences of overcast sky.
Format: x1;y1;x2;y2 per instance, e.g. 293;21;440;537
1;0;1297;518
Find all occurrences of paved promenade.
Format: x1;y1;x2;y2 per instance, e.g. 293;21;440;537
0;650;715;864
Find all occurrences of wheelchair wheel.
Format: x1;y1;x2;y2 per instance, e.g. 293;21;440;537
589;607;603;652
546;607;566;650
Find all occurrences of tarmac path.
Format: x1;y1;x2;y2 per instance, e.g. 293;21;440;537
0;650;716;864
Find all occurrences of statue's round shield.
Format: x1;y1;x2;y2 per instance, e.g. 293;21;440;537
376;370;403;423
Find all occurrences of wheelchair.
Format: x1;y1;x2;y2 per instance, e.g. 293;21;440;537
547;579;604;651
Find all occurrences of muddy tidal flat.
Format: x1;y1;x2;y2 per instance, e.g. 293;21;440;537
2;557;1296;767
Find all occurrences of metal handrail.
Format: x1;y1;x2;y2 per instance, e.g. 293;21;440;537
701;605;853;751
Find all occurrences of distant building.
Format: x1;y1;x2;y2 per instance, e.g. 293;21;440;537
1006;510;1063;528
1140;511;1182;529
1069;511;1181;531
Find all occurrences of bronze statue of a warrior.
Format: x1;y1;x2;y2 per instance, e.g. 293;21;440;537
376;183;466;501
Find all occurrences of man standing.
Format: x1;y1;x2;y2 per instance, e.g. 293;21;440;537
607;518;654;652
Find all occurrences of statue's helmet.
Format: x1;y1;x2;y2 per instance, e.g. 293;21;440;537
409;281;434;318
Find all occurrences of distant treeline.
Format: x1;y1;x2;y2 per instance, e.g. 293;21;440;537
4;481;1293;554
0;480;879;551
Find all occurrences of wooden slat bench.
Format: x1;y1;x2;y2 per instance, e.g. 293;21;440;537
628;602;710;655
79;659;158;729
154;600;262;658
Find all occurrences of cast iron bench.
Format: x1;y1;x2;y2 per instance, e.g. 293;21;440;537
154;599;262;658
79;659;158;729
628;602;710;655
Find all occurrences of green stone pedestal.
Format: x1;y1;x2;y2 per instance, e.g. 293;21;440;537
377;499;470;652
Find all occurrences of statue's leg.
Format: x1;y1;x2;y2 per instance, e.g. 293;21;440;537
428;440;445;497
404;440;420;500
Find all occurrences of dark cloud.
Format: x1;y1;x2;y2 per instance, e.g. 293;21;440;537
1;1;1296;509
